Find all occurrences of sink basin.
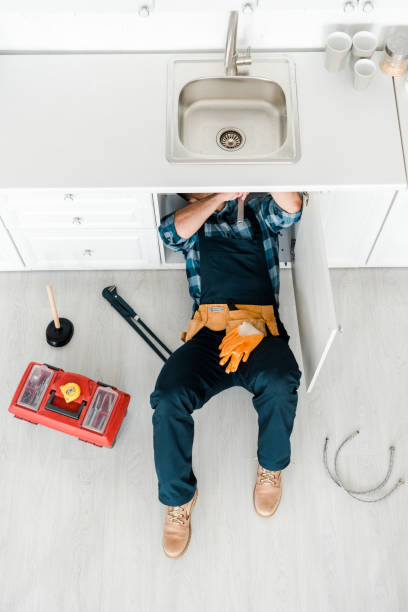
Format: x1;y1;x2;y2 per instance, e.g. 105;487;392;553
166;56;300;164
178;77;287;157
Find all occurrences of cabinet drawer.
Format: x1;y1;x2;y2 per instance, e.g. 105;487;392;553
2;191;155;229
12;229;160;269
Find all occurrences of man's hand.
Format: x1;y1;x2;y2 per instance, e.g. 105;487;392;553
189;192;249;206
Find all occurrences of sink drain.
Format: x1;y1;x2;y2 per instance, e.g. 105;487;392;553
216;127;245;151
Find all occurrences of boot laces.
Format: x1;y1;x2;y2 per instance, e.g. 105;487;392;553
259;467;280;487
167;505;186;525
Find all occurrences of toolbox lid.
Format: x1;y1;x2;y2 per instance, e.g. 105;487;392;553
17;364;54;412
82;386;118;434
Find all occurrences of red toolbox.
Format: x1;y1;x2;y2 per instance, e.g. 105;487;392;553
9;362;130;447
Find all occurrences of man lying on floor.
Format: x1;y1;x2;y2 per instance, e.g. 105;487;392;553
150;191;303;558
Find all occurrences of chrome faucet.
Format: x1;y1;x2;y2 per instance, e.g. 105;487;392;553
224;11;252;76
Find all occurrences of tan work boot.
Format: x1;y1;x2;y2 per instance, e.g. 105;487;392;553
162;488;198;558
253;464;282;517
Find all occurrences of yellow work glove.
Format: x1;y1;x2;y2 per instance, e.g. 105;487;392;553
219;322;265;373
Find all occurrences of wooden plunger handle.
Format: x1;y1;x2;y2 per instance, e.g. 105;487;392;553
46;284;61;330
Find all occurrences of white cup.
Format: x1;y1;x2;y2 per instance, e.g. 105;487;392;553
353;58;376;90
352;30;377;58
325;32;352;72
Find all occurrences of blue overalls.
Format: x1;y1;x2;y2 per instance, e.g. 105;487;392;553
150;207;302;506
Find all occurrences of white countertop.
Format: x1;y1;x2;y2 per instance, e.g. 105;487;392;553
0;51;405;191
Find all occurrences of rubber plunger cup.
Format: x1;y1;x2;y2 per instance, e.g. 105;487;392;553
45;284;74;347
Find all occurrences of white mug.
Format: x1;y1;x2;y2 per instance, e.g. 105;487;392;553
353;58;376;90
352;31;377;58
325;32;352;72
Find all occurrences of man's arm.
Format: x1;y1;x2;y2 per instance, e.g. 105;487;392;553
174;192;246;239
270;192;302;214
158;192;246;252
257;192;303;233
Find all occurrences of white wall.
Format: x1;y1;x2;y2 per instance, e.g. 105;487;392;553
0;1;407;51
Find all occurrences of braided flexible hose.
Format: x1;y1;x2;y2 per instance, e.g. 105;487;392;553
334;430;395;494
323;430;405;503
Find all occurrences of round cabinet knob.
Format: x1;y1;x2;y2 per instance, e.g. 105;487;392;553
362;0;375;12
83;249;93;257
64;193;74;201
343;0;356;12
138;5;150;17
72;216;83;225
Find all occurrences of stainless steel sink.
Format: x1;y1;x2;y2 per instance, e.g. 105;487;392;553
166;56;300;164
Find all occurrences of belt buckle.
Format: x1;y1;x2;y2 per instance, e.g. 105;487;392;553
209;306;225;312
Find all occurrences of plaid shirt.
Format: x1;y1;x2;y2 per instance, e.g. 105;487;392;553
158;194;302;308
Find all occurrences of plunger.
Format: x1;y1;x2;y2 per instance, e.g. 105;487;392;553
45;284;74;347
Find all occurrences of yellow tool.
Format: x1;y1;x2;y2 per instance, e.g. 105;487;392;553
219;321;265;373
60;382;81;404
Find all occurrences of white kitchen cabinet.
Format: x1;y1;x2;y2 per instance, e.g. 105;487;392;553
11;229;160;270
0;218;24;270
367;190;408;266
318;190;396;267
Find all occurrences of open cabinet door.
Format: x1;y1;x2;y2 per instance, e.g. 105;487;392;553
291;193;340;393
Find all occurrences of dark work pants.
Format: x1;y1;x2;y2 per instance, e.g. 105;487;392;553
150;327;302;506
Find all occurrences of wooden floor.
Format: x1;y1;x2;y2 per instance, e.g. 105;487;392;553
0;268;407;612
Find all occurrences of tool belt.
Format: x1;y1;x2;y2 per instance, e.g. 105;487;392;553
181;303;279;343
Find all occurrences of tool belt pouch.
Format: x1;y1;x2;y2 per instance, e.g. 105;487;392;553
183;316;206;342
226;311;266;337
226;305;279;337
182;304;279;342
